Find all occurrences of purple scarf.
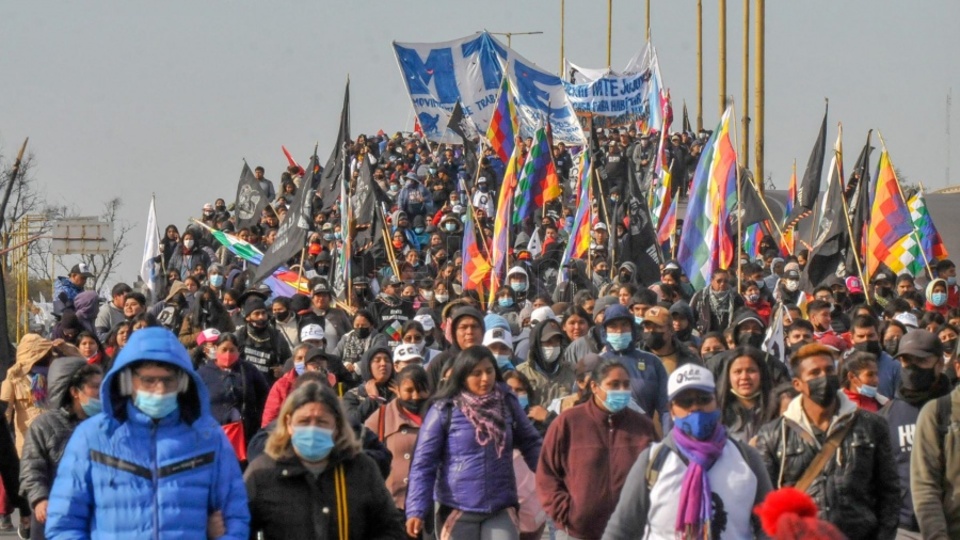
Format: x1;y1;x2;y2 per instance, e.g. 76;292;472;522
672;424;727;538
454;387;507;458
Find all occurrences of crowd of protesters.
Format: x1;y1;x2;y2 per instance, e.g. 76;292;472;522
0;127;959;540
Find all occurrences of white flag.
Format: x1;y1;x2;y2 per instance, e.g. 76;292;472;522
141;196;160;303
527;230;542;258
763;304;787;366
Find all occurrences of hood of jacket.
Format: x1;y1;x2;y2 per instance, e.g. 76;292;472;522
102;327;209;423
450;305;486;349
600;304;639;350
528;319;570;371
14;334;54;374
926;278;948;303
48;356;89;410
165;281;189;302
731;308;765;338
73;291;100;323
782;389;858;440
669;301;695;327
358;345;393;382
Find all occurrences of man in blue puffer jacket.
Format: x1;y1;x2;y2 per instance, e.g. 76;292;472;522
45;327;250;539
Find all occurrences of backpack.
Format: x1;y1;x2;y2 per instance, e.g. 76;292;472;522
644;437;751;491
934;393;959;450
157;304;180;331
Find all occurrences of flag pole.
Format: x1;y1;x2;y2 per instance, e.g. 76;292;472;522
731;102;744;293
837;157;870;305
877;131;934;280
744;176;793;255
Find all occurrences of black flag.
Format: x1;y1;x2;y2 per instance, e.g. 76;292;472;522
682;101;692;133
731;168;769;230
446;100;479;177
785;103;828;227
801;156;849;289
234;163;267;231
317;82;351;211
845;131;874;273
616;167;662;286
353;154;391;248
253;153;318;284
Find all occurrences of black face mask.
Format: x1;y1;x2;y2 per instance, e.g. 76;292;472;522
944;339;958;354
274;311;290;323
853;340;882;357
883;338;900;356
249;319;268;331
356;327;371;339
644;332;666;350
398;398;426;414
737;332;765;349
806;375;840;407
901;365;938;391
702;350;722;363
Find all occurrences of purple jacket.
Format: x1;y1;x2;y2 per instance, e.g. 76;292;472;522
405;384;542;519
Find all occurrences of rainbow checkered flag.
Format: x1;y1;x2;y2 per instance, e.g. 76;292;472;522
908;188;948;263
867;148;922;276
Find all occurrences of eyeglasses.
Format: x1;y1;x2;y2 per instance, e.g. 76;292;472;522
673;393;715;409
134;373;180;391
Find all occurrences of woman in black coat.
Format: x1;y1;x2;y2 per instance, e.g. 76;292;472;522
244;381;405;539
197;332;269;462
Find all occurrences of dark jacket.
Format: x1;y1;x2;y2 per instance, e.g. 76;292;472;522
197;359;269;445
244;450;405;540
536;398;656;538
342;346;396;427
19;357;87;510
405;385;542;519
688;288;743;335
753;392;900;540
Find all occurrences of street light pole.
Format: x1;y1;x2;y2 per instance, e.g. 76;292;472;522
755;0;765;191
490;31;544;49
607;0;613;68
560;0;565;77
719;0;727;114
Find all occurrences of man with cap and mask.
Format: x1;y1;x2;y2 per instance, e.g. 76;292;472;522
638;306;702;375
45;328;250;539
517;318;575;412
604;364;770;539
877;330;951;537
300;281;352;354
774;262;804;306
707;309;790;386
234;291;292;384
753;343;899;540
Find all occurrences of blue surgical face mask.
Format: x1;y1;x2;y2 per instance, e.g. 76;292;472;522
133;390;179;420
949;276;957;286
445;223;457;232
414;227;425;235
674;409;721;440
858;384;878;399
634;316;644;326
209;274;224;288
933;292;948;307
294;362;306;376
603;389;632;413
498;297;514;308
517;393;530;410
81;397;102;417
323;233;334;242
510;282;528;293
495;354;513;372
291;426;335;461
606;332;632;351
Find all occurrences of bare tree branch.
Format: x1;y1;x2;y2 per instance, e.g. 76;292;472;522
79;197;135;291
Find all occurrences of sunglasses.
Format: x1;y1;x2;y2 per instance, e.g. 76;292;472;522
673;393;715;409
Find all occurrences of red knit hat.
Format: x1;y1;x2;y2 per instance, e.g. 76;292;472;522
754;488;845;540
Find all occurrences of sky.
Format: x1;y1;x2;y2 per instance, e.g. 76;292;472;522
1;1;958;290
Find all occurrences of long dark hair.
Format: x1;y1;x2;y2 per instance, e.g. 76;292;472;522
188;286;231;329
717;346;773;428
431;345;503;403
581;359;630;404
397;365;430;394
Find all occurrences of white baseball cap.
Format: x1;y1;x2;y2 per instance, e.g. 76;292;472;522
893;312;919;330
531;306;559;325
414;314;436;331
393;344;424;364
667;364;716;401
483;327;513;349
300;324;325;343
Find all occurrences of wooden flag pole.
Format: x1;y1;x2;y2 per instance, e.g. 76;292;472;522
835;154;871;304
877;131;934;280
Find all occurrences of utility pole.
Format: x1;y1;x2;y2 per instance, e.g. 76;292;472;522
948;88;952;185
742;0;750;172
719;0;728;114
646;0;651;41
560;0;565;77
697;0;703;131
754;0;765;192
607;0;613;68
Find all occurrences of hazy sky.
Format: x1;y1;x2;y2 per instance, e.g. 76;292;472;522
2;1;958;289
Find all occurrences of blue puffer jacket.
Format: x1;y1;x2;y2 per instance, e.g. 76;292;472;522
45;327;250;540
405;384;541;519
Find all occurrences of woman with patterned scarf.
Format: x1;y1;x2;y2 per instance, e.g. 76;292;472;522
406;346;542;540
604;364;771;539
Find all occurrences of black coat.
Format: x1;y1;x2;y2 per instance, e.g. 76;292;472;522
197;360;269;444
753;399;900;540
245;450;405;540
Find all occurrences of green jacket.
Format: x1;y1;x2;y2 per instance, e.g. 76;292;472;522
911;385;960;540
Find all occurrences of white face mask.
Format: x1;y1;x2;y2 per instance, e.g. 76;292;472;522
435;294;449;303
184;239;195;249
784;279;799;292
422;291;435;301
541;346;561;364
